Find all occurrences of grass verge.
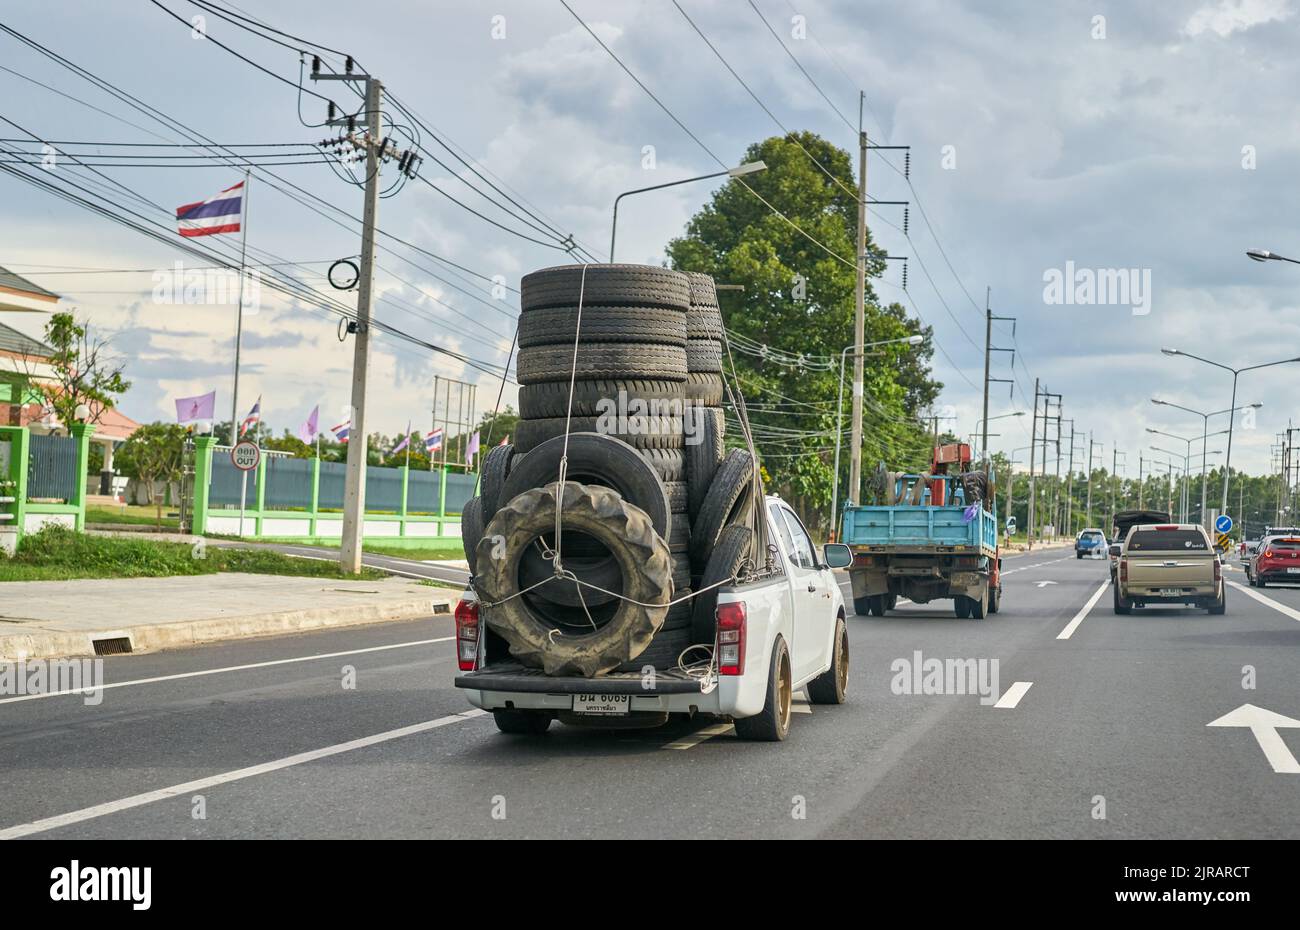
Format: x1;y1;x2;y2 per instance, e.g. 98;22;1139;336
0;526;385;582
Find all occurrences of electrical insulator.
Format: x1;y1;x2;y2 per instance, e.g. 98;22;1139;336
903;207;909;236
327;101;335;122
311;55;320;75
902;262;908;290
904;151;910;179
345;56;354;75
397;150;411;174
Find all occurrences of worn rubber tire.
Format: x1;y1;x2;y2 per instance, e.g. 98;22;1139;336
686;338;723;373
967;585;988;619
480;443;514;520
685;372;725;407
664;481;687;513
1209;586;1226;615
461;496;485;576
1112;584;1131;614
953;597;971;619
615;626;696;672
518;305;686;348
476;482;672;676
988;584;1001;614
501;433;671;542
521;264;690;312
806;617;848;705
690;448;755;568
687;305;724;342
686;407;725;521
685;271;719;309
691;524;755;646
639;447;685;483
517;342;688;385
853;595;873;617
733;636;792;742
519;378;685;419
512;417;684;455
493;709;552;735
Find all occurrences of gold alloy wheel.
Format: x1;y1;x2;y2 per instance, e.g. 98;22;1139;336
777;650;792;734
836;627;849;695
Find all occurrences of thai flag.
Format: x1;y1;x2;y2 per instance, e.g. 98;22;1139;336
424;427;444;453
331;420;350;443
176;181;244;237
239;395;261;437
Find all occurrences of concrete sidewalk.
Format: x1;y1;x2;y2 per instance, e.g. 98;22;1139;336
0;573;456;661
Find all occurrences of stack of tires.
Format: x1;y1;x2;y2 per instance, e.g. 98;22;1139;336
462;264;757;679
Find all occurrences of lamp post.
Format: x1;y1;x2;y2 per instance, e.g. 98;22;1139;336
1162;348;1299;521
1151;395;1262;527
1146;424;1232;523
1151;443;1221;521
829;334;926;535
609;161;766;261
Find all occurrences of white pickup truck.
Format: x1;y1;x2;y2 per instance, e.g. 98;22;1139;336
454;496;852;741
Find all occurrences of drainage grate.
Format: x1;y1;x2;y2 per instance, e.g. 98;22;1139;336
92;637;133;656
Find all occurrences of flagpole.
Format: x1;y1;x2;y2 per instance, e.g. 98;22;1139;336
228;169;251;446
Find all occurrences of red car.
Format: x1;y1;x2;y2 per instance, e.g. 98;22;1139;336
1248;536;1300;587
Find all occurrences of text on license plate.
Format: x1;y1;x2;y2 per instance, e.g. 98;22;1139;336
573;693;630;715
1159;588;1183;597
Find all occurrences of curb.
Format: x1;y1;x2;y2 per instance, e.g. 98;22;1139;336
0;593;455;663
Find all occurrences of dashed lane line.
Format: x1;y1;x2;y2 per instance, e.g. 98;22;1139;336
662;722;734;750
1226;581;1300;623
0;710;488;839
992;681;1034;709
1056;580;1111;640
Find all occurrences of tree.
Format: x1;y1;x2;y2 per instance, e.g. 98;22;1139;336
666;132;941;532
26;312;130;430
120;423;186;529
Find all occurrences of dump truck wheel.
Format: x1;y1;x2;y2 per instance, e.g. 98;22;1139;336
475;482;672;677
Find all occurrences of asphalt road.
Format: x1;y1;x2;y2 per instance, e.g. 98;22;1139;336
1;550;1297;839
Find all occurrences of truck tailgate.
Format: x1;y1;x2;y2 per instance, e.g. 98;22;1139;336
1126;554;1217;588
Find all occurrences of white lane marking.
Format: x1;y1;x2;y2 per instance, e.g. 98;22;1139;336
1207;704;1300;774
1226;581;1300;623
0;710;487;839
993;681;1033;709
1036;580;1057;588
1056;581;1111;640
0;637;455;706
662;722;733;750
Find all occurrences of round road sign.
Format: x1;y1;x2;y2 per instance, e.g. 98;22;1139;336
231;440;261;471
1215;514;1233;534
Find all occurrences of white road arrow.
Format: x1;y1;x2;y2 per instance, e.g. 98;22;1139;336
1036;581;1057;588
1207;704;1300;774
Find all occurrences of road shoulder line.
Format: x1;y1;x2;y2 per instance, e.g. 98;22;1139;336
1056;580;1111;640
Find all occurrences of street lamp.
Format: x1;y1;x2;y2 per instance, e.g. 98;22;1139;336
829;334;926;534
1145;426;1229;521
1149;398;1259;526
1160;347;1299;520
609;161;767;260
1246;248;1300;265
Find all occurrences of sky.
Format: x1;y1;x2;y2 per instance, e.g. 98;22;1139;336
2;0;1299;481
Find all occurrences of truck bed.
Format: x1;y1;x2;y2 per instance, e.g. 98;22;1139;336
841;504;997;555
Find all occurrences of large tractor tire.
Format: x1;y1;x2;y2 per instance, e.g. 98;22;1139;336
475;482;672;677
501;433;672;543
521;264;690;313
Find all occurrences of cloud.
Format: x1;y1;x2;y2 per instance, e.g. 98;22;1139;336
1183;0;1294;37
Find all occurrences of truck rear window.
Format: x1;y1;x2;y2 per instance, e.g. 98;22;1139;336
1127;529;1208;551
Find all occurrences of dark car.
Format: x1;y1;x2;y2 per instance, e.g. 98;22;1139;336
1250;536;1300;587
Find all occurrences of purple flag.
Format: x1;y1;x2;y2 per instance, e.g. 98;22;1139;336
174;390;216;425
464;430;481;465
297;404;319;444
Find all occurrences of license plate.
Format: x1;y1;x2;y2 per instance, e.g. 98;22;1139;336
1288;567;1300;574
1159;588;1182;598
572;693;630;715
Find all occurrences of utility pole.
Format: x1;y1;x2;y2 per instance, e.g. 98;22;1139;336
1086;433;1100;527
1063;421;1077;536
848;92;868;507
1110;447;1126;530
980;291;1015;468
1138;454;1145;509
1027;379;1039;549
1044;392;1062;538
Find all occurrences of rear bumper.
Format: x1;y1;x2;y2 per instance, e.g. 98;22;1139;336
1121;584;1219;606
1256;568;1300;583
456;665;728;715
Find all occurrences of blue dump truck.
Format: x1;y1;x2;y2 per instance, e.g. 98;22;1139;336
839;444;1003;620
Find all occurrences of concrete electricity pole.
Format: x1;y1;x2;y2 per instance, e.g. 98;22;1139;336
848;93;868;507
981;291;1015;467
1027;379;1040;548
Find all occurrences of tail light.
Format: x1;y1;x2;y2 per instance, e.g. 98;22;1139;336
454;599;480;672
1214;559;1222;584
1264;549;1275;560
1119;559;1128;582
716;602;747;676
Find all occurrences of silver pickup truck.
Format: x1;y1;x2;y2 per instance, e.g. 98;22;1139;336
454;496;852;742
1111;523;1225;615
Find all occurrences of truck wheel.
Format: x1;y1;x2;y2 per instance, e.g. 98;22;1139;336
519;378;686;419
886;593;898;611
1076;551;1082;559
480;443;514;520
1257;577;1267;589
988;585;1001;614
968;587;988;619
518;305;687;348
521;264;690;312
733;636;792;741
517;342;687;384
1209;586;1226;615
953;597;971;619
493;710;552;735
690;448;755;569
853;595;873;617
685;372;724;406
685;407;724;521
806;618;848;705
476;482;673;676
1112;584;1131;615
